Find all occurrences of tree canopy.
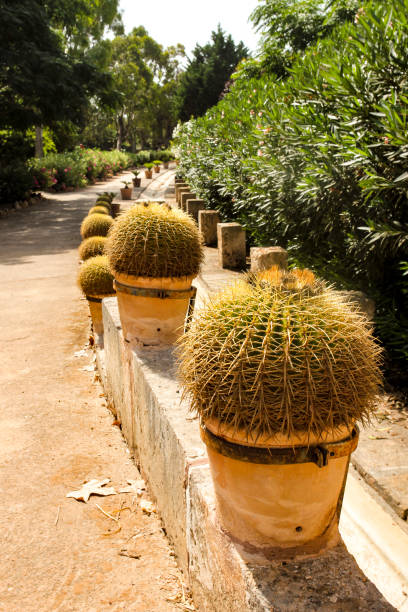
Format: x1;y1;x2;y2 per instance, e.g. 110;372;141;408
175;26;248;121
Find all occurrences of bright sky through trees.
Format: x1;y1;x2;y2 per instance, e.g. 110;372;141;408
118;0;260;55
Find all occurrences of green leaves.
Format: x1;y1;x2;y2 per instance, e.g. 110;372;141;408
174;0;408;367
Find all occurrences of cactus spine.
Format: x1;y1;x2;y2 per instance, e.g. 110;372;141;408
178;269;382;438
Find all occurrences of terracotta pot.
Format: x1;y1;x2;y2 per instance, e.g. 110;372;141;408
132;177;141;187
201;418;359;557
111;202;120;218
114;272;196;346
154;165;160;173
163;162;169;169
87;293;116;343
144;169;153;179
120;187;132;200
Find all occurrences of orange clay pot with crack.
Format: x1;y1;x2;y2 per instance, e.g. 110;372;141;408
177;268;382;558
106;202;203;346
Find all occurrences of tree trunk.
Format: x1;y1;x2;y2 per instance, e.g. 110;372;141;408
116;115;125;150
35;126;44;158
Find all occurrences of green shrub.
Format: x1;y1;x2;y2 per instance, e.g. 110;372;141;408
173;0;408;368
77;255;114;296
107;202;203;278
0;162;33;204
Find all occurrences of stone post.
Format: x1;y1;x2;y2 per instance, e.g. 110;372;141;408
177;187;190;207
217;222;246;270
338;290;376;320
250;246;288;273
199;210;220;246
186;199;206;223
175;184;189;204
181;192;196;212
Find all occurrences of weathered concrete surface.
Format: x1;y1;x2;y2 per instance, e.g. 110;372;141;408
199;210;219;246
250;246;288;272
101;299;395;612
186;199;206;223
217;222;246;269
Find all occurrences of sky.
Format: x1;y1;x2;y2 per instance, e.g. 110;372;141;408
118;0;260;57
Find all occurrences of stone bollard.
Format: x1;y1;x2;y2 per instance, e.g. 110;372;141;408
186;199;206;223
181;192;197;212
250;246;288;272
217;222;246;270
175;184;189;204
338;290;376;320
199;210;220;246
176;185;191;208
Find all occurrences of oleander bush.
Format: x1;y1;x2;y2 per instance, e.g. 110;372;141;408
173;0;408;370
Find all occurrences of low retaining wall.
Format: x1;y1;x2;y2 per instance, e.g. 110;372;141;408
98;297;394;611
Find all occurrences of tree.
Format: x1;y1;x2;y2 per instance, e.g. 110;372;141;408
105;28;184;150
175;26;248;121
0;0;120;153
238;0;358;80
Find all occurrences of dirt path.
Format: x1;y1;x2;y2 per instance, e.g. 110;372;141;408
0;170;190;611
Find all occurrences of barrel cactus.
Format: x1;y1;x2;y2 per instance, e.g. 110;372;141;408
78;236;107;261
178;268;382;438
106;202;203;278
80;213;113;239
88;206;111;216
77;255;115;296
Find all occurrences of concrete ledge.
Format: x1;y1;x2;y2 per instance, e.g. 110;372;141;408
98;297;394;611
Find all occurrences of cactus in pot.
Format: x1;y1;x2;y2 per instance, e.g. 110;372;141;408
78;236;107;261
77;255;116;344
80;213;113;239
88;205;112;216
106;202;203;346
177;267;382;555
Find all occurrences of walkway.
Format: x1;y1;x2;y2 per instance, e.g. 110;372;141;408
0;169;190;611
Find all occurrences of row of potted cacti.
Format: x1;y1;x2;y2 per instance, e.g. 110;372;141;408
77;182;382;558
119;160;171;200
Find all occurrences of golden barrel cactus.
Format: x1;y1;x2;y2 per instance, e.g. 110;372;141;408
178;269;382;438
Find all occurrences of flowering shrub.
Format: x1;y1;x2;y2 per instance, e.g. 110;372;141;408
173;0;408;369
29;148;172;193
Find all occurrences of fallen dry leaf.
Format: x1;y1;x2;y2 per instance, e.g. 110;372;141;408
119;479;145;495
79;365;94;372
140;499;155;514
66;478;116;503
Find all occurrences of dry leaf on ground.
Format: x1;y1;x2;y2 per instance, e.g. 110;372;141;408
66;478;116;502
140;499;155;514
119;479;145;495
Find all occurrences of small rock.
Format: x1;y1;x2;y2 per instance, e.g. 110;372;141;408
14;202;21;210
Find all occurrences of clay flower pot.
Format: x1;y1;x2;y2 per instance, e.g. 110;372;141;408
154;165;160;173
113;273;196;346
106;203;203;347
120;186;132;200
132;176;141;187
144;169;153;179
86;293;116;344
163;162;169;169
178;269;382;557
201;418;358;556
